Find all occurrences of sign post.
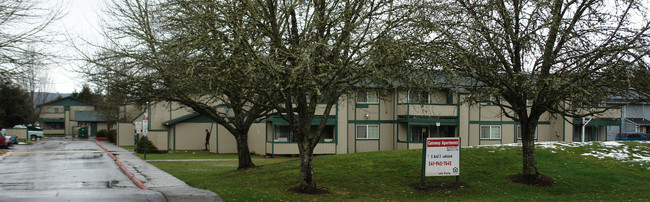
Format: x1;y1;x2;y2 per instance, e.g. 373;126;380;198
143;103;149;160
134;122;142;152
421;137;461;186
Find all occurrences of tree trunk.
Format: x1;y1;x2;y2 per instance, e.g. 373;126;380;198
235;131;255;169
521;121;540;180
298;142;317;193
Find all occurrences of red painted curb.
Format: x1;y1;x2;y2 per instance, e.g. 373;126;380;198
95;141;149;190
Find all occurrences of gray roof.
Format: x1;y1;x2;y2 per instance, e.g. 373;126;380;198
626;118;650;126
74;111;105;122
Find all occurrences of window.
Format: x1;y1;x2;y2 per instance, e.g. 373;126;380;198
315;125;335;142
516;125;538;139
43;122;64;130
408;91;429;104
356;125;379;139
357;91;379;104
275;126;293;142
526;99;533;107
480;95;498;105
274;125;335;142
410;125;429;142
480;125;501;139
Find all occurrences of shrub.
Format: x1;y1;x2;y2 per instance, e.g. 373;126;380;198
107;129;117;143
135;136;159;153
96;129;107;137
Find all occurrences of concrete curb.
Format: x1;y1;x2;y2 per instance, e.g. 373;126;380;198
95;140;149;190
96;140;223;202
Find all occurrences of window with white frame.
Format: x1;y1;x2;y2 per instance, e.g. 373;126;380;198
480;125;501;139
357;91;379;104
516;125;538;139
408;91;429;104
356;124;379;139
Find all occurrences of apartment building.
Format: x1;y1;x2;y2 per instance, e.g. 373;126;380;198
38;96;108;136
115;89;622;155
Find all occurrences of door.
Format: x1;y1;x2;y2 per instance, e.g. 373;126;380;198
91;123;97;136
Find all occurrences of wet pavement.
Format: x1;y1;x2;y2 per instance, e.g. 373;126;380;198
0;137;166;201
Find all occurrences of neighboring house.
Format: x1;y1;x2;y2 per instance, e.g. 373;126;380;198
624;118;650;134
604;101;650;140
115;89;622;155
38;96;108;136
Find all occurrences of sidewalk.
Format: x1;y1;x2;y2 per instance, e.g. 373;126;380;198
97;140;223;202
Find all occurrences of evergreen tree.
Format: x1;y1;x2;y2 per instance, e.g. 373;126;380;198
0;81;32;128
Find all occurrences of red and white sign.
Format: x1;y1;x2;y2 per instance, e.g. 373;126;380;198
135;122;142;133
425;137;460;176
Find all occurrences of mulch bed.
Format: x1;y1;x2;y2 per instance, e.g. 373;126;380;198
509;174;555;187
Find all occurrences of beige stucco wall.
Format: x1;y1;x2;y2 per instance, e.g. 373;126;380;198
40;113;64;119
399;105;458;117
501;123;515;143
248;123;266;155
173;123;212;150
478;105;502;121
169;102;194;120
459;96;470;146
5;128;27;139
355;140;379;153
149;102;171;131
40;106;64;114
380;123;394;151
97;123;108;132
217;124;237;153
355;105;380;120
146;131;169;151
337;95;349;154
380;93;395;121
117;122;135;146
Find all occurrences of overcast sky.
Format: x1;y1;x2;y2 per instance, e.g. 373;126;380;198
45;0;105;94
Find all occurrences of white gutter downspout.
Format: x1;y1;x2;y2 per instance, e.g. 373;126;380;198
582;117;593;142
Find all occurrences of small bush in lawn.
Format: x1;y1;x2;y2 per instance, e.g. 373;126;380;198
107;129;117;143
135;136;159;153
96;130;107;137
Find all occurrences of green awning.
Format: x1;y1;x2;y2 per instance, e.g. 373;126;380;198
573;118;620;126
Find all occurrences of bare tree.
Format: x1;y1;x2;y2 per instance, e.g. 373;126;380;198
86;0;274;169
0;0;62;81
419;0;650;182
241;0;418;193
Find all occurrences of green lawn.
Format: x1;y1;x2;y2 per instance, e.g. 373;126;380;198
143;142;650;201
125;149;269;160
